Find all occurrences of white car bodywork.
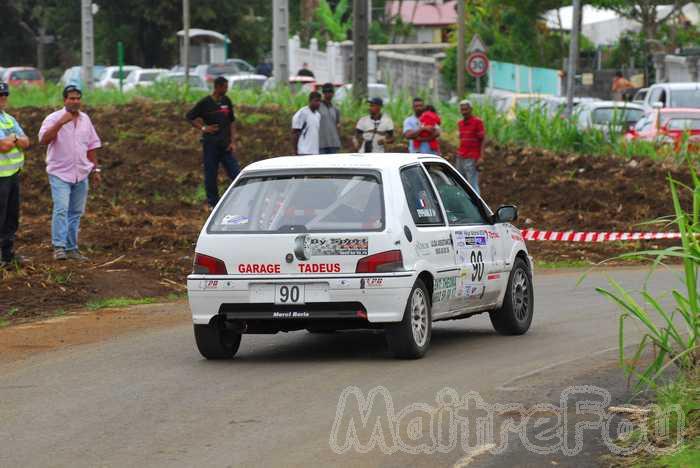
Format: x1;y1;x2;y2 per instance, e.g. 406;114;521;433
574;101;645;133
188;154;531;333
122;68;169;92
643;82;700;112
95;66;141;89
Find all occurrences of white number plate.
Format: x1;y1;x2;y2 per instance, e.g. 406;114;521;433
274;284;305;305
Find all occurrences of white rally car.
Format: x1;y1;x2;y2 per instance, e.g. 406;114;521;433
187;153;533;359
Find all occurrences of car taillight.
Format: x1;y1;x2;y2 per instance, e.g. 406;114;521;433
193;253;228;275
355;250;403;273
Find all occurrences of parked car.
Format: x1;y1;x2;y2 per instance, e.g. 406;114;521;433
225;73;269;90
334;83;390;103
122;68;169;92
643;82;700;112
156;72;208;91
263;75;316;93
95;66;141;89
2;67;44;87
58;65;106;88
225;58;256;74
574;101;645;134
187;153;533;359
489;92;547;119
625;107;700;152
193;63;243;87
542;96;599;118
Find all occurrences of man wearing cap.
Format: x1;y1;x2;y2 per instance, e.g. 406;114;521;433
318;83;341;154
456;100;486;195
0;82;31;268
354;98;394;153
39;85;102;261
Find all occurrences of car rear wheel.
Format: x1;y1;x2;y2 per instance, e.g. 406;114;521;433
386;279;432;359
490;258;533;335
194;323;242;359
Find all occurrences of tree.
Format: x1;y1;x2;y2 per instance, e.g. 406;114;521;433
592;0;693;46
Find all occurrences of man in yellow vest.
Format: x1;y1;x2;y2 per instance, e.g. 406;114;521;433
0;82;31;268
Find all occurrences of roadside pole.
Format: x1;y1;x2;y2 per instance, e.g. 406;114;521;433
272;0;290;86
183;0;190;87
565;0;582;117
117;42;124;93
457;0;465;99
352;0;369;101
80;0;95;90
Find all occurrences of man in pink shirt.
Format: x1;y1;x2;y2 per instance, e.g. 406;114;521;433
39;86;101;261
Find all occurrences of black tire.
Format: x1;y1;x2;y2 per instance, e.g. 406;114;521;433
386;279;432;359
490;258;534;335
194;323;242;359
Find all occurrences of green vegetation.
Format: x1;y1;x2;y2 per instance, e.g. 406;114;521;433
86;296;160;310
535;259;592;269
597;161;700;464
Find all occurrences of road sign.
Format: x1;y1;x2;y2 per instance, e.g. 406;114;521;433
466;52;489;78
468;34;487;53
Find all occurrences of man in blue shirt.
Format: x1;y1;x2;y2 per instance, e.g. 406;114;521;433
0;82;31;267
402;97;440;154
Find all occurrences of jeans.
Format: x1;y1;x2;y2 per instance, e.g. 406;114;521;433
0;173;20;261
319;147;339;154
455;157;480;195
203;141;239;207
49;174;88;251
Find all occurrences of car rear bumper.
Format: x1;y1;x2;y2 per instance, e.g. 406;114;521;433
187;273;414;325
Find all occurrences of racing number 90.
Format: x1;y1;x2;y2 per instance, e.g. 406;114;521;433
470;251;484;282
279;285;300;303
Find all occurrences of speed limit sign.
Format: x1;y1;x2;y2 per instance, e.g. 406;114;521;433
466;52;489;78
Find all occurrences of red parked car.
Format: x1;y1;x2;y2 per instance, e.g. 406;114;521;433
2;67;45;87
625;107;700;152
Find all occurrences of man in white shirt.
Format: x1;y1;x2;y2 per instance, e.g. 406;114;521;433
354;98;394;153
292;92;322;155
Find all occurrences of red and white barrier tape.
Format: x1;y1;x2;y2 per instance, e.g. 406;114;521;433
521;229;682;243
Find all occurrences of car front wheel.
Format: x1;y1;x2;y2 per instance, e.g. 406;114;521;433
194;323;242;359
490;258;533;335
386;279;432;359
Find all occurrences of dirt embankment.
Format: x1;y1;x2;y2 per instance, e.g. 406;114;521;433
0;102;691;322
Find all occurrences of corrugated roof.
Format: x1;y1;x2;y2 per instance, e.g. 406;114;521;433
385;1;458;27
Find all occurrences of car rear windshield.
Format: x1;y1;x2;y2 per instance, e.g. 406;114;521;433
592;107;643;125
139;72;161;82
665;116;700;131
207;64;239;76
10;69;40;80
670;90;700;108
209;172;384;233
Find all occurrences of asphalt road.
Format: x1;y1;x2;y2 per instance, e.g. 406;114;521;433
0;267;686;468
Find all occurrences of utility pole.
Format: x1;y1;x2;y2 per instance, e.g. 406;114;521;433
352;0;369;101
457;0;465;98
81;0;95;90
273;0;290;85
565;0;582;117
183;0;190;83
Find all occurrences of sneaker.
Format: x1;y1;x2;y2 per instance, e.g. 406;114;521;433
66;249;89;261
54;248;68;261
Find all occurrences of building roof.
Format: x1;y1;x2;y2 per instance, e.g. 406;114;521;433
385;1;458;27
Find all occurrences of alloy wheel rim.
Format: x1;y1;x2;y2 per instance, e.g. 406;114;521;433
512;269;530;322
411;288;429;347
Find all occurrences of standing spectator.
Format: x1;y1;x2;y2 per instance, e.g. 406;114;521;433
292;92;322;155
354;98;394;153
415;105;441;155
297;62;315;78
456;100;486;195
403;97;440;154
612;71;634;101
186;76;239;209
318;83;341;154
39;85;101;261
0;82;31;268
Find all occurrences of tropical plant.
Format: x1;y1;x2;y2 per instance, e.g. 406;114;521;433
315;0;352;42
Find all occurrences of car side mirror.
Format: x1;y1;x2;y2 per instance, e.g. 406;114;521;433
495;205;518;223
652;102;664;110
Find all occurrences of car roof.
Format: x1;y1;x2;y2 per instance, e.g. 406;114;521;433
243;153;445;172
580;101;644;109
651;82;700;90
